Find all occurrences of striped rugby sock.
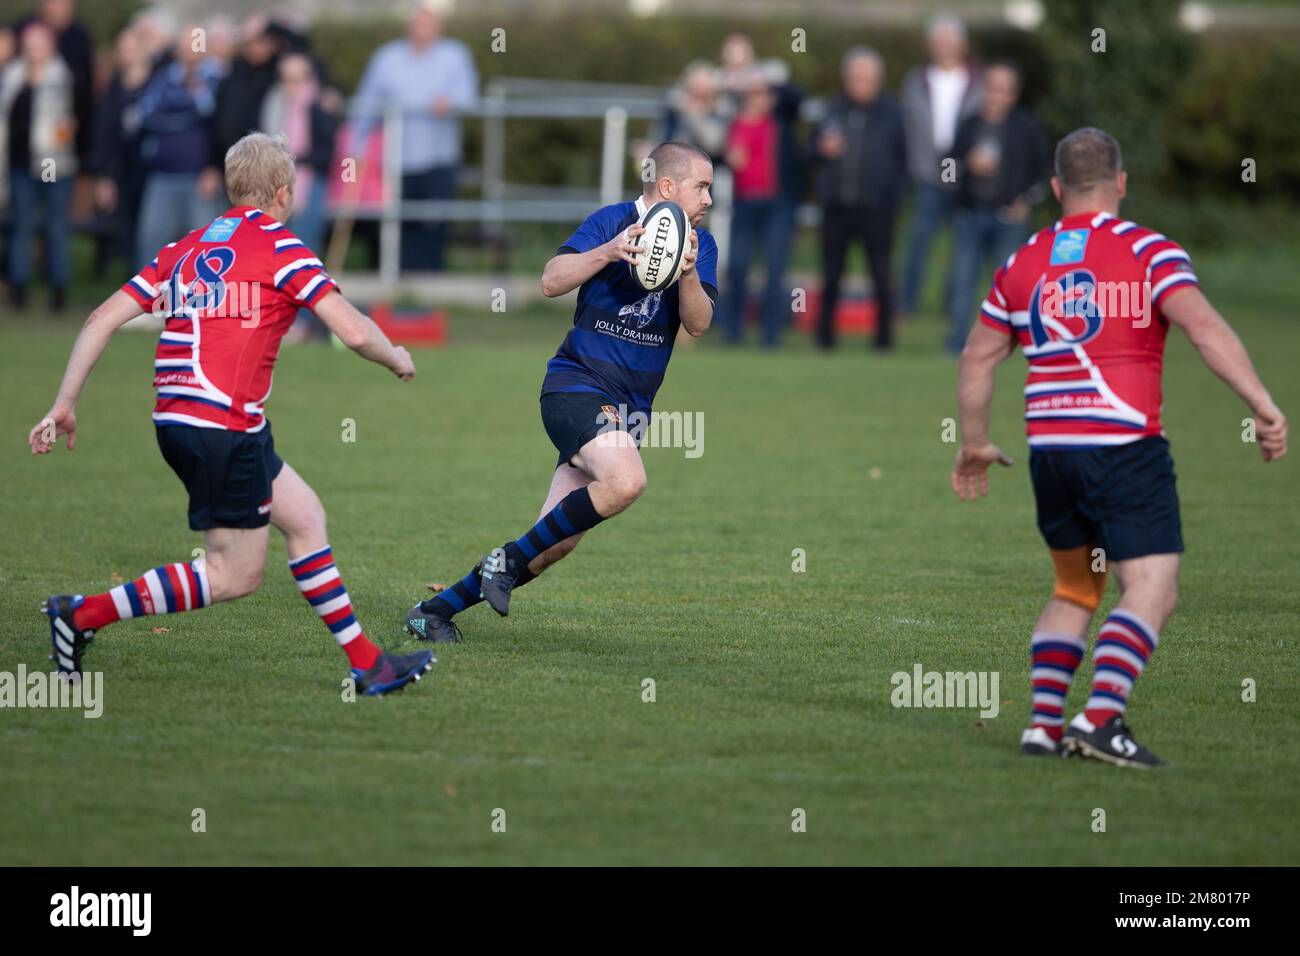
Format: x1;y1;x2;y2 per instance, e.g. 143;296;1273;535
289;545;381;670
423;560;538;620
1030;631;1087;740
502;488;604;570
1084;609;1159;726
73;560;212;632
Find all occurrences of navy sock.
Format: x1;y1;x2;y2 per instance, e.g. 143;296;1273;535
503;488;604;569
423;559;540;620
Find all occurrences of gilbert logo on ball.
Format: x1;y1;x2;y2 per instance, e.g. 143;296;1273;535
631;200;688;293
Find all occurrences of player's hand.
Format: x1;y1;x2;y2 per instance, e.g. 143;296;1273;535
680;227;698;276
951;442;1013;500
1252;400;1287;461
29;404;77;455
391;346;416;382
605;225;646;265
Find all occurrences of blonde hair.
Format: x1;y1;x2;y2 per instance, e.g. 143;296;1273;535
224;132;295;208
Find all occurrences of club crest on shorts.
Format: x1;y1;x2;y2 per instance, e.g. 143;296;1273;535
599;404;623;425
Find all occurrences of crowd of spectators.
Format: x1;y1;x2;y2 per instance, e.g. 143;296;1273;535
0;1;1048;357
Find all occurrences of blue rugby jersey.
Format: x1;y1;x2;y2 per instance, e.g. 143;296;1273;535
541;196;719;416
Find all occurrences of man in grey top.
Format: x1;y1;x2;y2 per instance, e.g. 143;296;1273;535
350;1;478;272
900;13;981;317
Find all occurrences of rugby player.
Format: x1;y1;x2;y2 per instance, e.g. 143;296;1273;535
28;133;434;696
404;141;718;641
952;127;1288;767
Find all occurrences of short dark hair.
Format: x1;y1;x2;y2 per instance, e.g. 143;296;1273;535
1054;127;1123;193
643;141;711;192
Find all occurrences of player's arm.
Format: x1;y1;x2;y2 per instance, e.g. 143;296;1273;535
312;291;415;381
677;228;713;337
1162;286;1287;461
952;321;1017;500
540;226;645;298
28;290;144;455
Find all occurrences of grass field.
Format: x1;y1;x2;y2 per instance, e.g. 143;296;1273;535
0;289;1297;866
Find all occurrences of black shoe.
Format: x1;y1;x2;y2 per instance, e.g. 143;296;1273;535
1062;713;1164;768
405;602;463;643
42;595;94;678
351;649;435;697
478;548;518;617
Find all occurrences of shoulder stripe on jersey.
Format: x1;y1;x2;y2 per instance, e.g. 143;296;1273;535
982;301;1009;321
1131;233;1167;256
274;257;324;288
1148;249;1190;269
245;209;263;220
296;274;333;304
1111;220;1137;235
261;221;285;232
1151;272;1197;300
130;275;157;297
274;238;306;253
1091;212;1113;227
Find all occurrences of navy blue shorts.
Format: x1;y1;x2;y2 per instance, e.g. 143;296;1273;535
1029;436;1183;562
156;424;285;531
540;391;622;468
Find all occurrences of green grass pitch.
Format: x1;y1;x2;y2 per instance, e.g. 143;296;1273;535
0;300;1296;865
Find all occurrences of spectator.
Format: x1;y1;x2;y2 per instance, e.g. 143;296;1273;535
350;1;478;273
134;27;223;264
946;62;1047;354
210;14;280;196
130;5;178;70
812;47;907;351
260;52;339;253
0;21;77;311
91;24;153;268
900;13;981;318
203;15;238;71
0;27;14;70
16;0;93;168
716;69;801;347
661;61;731;164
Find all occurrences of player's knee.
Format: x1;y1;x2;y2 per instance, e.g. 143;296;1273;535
610;470;647;510
206;557;263;601
1050;546;1107;612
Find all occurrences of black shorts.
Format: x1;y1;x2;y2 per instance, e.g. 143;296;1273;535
1029;436;1183;562
156;424;285;531
540;390;623;468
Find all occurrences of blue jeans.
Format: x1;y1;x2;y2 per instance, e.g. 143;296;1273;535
137;172;222;266
901;181;958;315
716;197;796;346
7;168;73;289
947;206;1028;353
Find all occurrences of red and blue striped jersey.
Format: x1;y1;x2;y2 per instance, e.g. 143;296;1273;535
121;206;338;432
979;210;1199;449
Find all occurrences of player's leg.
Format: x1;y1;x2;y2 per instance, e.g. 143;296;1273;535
1062;437;1182;767
479;427;644;617
44;524;267;679
406;463;593;640
271;462;431;695
1021;547;1106;755
1065;553;1177;759
1020;450;1106;755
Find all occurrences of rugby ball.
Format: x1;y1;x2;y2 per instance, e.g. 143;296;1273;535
629;200;689;293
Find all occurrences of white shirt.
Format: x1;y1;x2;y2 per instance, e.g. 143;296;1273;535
927;64;968;154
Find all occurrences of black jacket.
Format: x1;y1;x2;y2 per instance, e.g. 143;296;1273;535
952;107;1048;211
812;92;907;211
